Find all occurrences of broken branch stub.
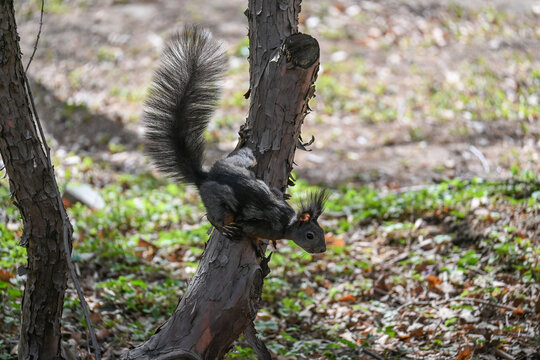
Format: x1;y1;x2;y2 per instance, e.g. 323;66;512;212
242;32;320;191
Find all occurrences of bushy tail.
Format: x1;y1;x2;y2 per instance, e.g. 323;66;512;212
144;26;226;186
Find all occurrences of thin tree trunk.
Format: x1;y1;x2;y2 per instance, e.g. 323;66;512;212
0;2;70;359
122;1;319;359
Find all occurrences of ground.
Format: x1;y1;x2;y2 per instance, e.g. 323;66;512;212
0;0;539;359
13;0;540;186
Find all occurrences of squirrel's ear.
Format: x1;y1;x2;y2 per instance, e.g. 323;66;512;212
299;189;329;220
299;212;311;222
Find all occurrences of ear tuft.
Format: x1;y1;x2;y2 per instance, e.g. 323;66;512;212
299;188;329;220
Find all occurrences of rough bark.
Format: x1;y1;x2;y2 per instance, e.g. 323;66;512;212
122;0;319;359
0;2;70;359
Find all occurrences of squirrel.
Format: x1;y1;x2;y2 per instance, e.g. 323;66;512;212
143;27;328;254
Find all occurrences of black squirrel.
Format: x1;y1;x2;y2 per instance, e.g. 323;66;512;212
143;27;327;253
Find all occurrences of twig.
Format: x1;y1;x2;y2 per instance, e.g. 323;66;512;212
493;348;515;360
21;8;101;358
25;0;44;73
458;297;528;313
361;348;385;360
395;300;432;313
62;221;101;359
468;145;490;173
429;318;443;340
373;287;389;296
387;251;409;265
22;68;49;158
394;297;532;315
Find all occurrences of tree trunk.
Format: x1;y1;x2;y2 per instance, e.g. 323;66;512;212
0;2;70;359
122;1;319;359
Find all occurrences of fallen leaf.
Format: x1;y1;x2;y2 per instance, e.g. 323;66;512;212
426;274;442;288
137;239;157;248
136;238;157;260
459;309;479;323
96;328;110;340
304;286;315;296
62;197;72;208
90;312;102;323
338;294;356;302
325;234;345;248
512;306;524;316
405;323;424;338
456;345;473;360
333;2;346;12
0;270;14;282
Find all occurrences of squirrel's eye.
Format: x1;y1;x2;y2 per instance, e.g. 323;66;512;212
306;232;314;240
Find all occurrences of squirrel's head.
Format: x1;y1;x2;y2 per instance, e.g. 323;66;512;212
288;189;329;253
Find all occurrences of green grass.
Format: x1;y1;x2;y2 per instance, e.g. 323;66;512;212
1;167;538;358
304;3;540;131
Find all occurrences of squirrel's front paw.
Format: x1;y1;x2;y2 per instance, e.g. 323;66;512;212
221;223;243;241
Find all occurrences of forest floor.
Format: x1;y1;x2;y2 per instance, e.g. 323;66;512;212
1;0;539;359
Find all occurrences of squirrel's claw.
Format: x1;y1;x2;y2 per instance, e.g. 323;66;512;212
221;223;243;241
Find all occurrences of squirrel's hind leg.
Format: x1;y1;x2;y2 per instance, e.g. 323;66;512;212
199;181;246;240
200;181;238;227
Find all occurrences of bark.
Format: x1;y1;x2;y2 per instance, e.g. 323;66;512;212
122;1;319;359
0;2;70;359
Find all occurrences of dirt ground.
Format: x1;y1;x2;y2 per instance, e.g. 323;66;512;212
13;0;540;189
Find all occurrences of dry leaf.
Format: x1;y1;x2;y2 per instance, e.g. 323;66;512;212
304;286;315;296
136;238;157;260
333;2;346;12
325;234;345;248
512;306;524;316
62;197;72;208
0;270;14;282
456;345;473;360
338;294;356;302
137;239;157;249
426;274;442;288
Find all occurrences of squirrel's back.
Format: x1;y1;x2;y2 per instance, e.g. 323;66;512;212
143;26;227;186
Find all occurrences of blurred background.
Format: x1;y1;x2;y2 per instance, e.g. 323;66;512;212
14;0;540;187
1;0;539;359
